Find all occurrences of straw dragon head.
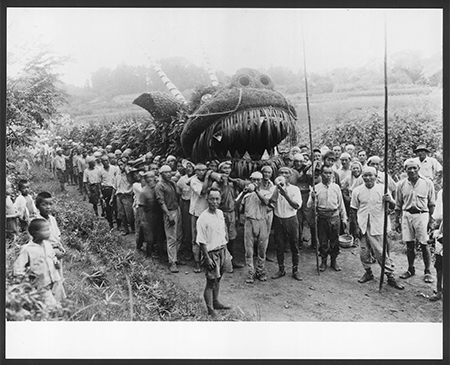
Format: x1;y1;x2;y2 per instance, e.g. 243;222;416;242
133;67;297;176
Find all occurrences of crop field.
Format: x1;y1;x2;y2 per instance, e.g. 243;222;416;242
292;86;442;137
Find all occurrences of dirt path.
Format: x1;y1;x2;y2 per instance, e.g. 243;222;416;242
66;184;442;322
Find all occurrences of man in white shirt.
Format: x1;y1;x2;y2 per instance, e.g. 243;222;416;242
412;144;442;183
350;167;404;289
337;152;352;183
197;187;232;317
99;155;120;229
395;158;436;283
270;167;303;281
189;163;210;273
53;148;67;192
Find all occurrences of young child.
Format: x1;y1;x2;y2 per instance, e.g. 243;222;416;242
6;179;20;241
14;179;38;232
13;218;65;307
35;192;66;259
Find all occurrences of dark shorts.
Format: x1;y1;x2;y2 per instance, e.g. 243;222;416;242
201;246;230;280
88;184;99;205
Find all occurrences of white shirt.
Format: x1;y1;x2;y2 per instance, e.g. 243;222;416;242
413;156;442;181
14;194;37;221
189;176;208;216
272;184;302;219
132;182;143;209
351;183;389;236
196;208;228;251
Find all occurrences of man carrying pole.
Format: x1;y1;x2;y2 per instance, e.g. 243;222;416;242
350;167;404;290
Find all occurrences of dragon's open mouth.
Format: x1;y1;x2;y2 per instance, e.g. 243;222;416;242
191;106;296;161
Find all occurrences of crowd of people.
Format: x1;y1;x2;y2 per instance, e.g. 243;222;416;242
6;139;444;315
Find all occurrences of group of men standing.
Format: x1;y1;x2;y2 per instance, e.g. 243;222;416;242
48;139;444;314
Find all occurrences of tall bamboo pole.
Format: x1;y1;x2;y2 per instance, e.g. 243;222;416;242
302;24;320;275
379;15;389;292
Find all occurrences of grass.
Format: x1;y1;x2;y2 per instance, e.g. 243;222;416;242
5;161;252;322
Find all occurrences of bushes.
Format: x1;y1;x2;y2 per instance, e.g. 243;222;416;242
319;105;441;177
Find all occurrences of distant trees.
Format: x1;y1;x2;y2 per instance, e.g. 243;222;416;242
88;57;211;100
6;50;68;147
69;50;439;109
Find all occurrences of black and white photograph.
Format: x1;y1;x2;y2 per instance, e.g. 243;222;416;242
4;5;445;360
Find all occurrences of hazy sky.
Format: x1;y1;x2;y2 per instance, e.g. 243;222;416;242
7;8;442;87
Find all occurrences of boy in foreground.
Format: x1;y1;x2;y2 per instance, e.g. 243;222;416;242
13;219;65;307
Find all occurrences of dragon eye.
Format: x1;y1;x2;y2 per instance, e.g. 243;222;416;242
201;94;212;102
260;75;270;86
238;76;250;86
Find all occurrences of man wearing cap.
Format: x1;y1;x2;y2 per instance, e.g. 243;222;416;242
166;155;177;171
77;150;88;198
99;155;120;229
299;144;309;154
114;149;122;160
313;148;322;162
270;167;303;280
105;145;113;154
308;165;347;272
189;163;210;273
83;156;102;216
283;154;294;168
350;156;397;197
320;151;341;187
72;148;81;187
412;145;442;183
236;171;271;283
345;144;355;158
53;148;67;192
350;166;404;289
115;159;135;235
290;146;301;156
395;158;436;283
290;153;316;249
137;171;164;258
260;165;276;256
156;165;183;273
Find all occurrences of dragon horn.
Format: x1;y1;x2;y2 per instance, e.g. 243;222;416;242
152;62;187;104
200;43;219;87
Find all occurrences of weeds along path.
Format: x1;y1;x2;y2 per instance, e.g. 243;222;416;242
62;183;442;323
59;183;249;321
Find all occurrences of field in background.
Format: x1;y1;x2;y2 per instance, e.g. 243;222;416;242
291;86;442;142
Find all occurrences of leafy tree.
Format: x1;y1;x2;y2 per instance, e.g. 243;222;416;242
6;51;68;147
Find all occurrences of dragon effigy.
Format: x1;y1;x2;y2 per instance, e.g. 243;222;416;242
133;65;298;177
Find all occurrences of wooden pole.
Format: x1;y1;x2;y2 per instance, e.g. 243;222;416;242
379;15;389;292
302;23;320;275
